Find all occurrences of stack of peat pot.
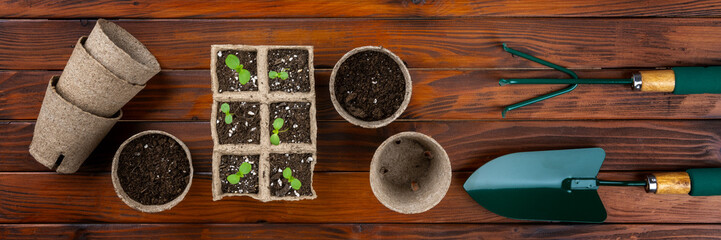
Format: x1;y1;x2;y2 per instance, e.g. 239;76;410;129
29;19;160;173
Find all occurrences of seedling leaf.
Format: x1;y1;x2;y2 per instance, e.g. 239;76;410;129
269;71;278;79
270;134;280;145
290;178;301;190
238;69;251;85
225;55;240;69
227;174;240;184
279;71;289;80
239;162;252;175
224;114;233;124
220;103;230;113
273;118;284;130
283;167;292;179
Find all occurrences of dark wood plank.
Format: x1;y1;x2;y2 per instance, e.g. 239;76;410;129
3;223;721;239
5;69;721;121
4;19;721;70
1;172;721;223
3;0;721;18
3;121;721;172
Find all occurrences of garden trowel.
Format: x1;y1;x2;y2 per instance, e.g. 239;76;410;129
463;148;721;223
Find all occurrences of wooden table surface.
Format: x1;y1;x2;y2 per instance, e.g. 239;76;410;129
4;1;721;239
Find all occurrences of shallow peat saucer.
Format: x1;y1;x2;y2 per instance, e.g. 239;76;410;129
112;130;193;213
330;46;411;128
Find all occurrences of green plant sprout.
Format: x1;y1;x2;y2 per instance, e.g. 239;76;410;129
270;118;288;145
225;55;251;85
283;167;302;190
269;70;289;80
220;103;234;124
226;162;252;184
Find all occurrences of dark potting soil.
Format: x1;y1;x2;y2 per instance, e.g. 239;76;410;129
269;102;311;144
268;49;311;93
333;50;406;121
269;153;314;197
216;102;261;144
219;155;260;194
216;50;258;92
117;134;190;205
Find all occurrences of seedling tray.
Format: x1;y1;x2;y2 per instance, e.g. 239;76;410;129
210;45;317;202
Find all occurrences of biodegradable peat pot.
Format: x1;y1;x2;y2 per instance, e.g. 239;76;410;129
112;130;193;213
370;132;451;214
85;19;160;85
210;45;317;202
29;76;122;174
57;37;145;117
329;46;412;128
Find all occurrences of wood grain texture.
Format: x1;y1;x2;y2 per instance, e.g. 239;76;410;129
3;19;721;70
5;69;721;121
3;0;721;18
1;172;721;223
3;121;721;173
3;223;721;239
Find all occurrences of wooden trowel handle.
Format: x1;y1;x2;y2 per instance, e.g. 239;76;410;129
646;172;691;194
646;168;721;196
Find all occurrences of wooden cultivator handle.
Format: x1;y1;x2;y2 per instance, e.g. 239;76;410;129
636;67;721;94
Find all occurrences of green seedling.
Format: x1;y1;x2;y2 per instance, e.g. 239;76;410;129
227;162;252;184
220;103;234;124
283;167;302;190
270;118;288;145
269;70;289;80
225;55;251;85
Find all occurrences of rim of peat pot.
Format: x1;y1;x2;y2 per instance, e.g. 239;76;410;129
329;46;412;128
111;130;194;213
370;131;451;214
84;19;160;85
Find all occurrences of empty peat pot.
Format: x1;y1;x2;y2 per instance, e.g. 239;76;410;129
112;130;193;213
329;46;412;128
85;19;160;85
29;76;122;174
57;37;145;117
370;132;451;214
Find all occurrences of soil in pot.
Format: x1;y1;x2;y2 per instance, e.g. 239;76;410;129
216;50;258;92
216;101;261;144
269;153;314;197
219;155;260;194
268;49;311;93
269;102;311;144
117;134;191;205
334;51;406;121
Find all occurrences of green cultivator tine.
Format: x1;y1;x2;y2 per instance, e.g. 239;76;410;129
463;148;608;223
500;44;579;118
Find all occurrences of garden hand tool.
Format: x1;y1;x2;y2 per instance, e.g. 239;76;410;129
463;148;721;223
499;44;721;117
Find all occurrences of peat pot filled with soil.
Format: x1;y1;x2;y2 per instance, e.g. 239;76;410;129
112;130;193;213
370;132;451;214
330;46;412;128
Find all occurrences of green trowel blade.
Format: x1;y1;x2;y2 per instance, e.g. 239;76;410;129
463;148;607;223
